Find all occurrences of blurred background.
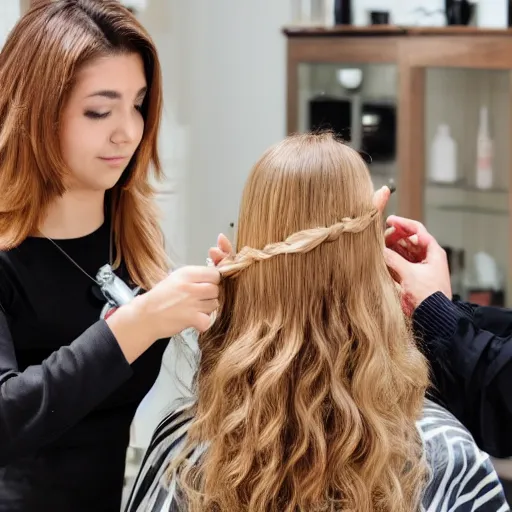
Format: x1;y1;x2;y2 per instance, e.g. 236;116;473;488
2;0;512;507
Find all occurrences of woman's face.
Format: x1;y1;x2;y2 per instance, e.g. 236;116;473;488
59;52;146;192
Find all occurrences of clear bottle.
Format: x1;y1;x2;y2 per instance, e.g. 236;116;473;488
475;106;493;190
430;124;457;183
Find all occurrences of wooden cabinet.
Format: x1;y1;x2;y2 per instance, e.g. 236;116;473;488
284;26;512;306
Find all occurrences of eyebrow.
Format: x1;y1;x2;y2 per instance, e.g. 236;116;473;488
86;86;147;100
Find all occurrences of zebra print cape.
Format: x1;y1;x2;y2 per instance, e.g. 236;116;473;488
125;399;509;511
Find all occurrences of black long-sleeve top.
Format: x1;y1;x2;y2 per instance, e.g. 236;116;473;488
0;221;168;511
414;292;512;458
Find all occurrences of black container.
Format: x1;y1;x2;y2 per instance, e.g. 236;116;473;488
369;10;390;25
445;0;475;25
334;0;352;25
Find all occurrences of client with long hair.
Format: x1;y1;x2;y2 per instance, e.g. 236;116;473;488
126;133;508;512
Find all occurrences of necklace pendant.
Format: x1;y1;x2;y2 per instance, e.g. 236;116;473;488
96;264;139;320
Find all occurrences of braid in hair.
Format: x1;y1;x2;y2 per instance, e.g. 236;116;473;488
218;208;379;278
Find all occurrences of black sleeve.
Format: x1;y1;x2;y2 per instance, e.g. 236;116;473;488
413;292;512;458
0;312;133;465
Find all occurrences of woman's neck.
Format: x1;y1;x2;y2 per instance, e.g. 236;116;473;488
38;190;106;239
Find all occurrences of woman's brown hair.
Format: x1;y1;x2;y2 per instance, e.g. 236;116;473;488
0;0;169;289
173;133;430;511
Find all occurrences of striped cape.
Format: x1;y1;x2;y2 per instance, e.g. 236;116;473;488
125;399;509;511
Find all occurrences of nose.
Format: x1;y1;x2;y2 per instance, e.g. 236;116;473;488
110;112;142;146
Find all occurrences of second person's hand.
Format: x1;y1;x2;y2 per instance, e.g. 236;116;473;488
383;217;452;315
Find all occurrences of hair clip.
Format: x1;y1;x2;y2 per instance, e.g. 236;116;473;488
358;150;373;164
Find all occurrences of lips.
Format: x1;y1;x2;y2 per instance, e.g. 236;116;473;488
99;156;129;166
100;156;128;161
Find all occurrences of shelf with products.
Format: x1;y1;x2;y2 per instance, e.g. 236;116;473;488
284;27;512;306
422;65;511;305
425;179;509;306
425;211;509;306
424;66;510;219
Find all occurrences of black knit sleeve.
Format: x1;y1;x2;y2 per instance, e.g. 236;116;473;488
413;292;512;458
0;312;133;465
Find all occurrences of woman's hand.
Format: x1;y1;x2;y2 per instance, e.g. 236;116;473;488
107;266;220;363
209;234;233;266
139;266;220;336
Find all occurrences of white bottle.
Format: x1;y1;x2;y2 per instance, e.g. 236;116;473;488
430;124;457;183
476;106;493;190
291;0;334;26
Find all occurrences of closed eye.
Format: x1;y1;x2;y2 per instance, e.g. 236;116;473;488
84;110;110;120
84;105;143;120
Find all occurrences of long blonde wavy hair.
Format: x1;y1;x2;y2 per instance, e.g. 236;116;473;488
173;132;430;511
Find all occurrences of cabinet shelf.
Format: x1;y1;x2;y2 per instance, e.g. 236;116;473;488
427;180;508;195
282;26;512;38
433;204;508;216
426;181;509;217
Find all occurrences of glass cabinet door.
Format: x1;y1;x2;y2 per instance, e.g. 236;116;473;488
297;62;399;216
424;67;510;306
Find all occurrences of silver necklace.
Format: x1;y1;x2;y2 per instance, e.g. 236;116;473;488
40;225;113;285
42;226;139;319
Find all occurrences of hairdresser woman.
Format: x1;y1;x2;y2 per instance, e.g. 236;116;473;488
384;215;512;459
0;1;219;511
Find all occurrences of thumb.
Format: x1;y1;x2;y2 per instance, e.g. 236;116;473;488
217;233;234;256
384;247;410;281
373;186;391;214
193;312;213;333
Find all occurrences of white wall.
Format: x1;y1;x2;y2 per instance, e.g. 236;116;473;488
181;2;291;264
139;1;290;266
0;0;21;49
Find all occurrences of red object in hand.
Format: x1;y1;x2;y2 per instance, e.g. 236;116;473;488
385;226;426;263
